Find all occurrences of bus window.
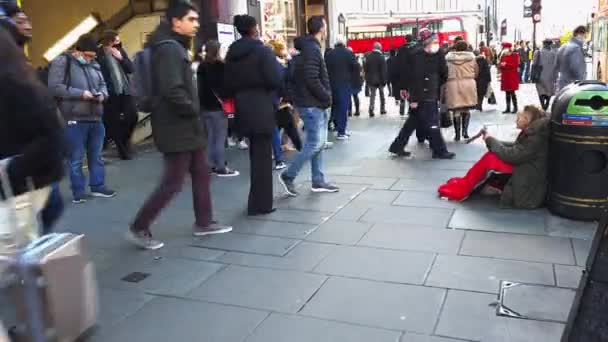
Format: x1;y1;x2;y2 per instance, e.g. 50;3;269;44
427;18;463;32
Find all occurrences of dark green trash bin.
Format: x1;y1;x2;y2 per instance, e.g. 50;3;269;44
548;81;608;221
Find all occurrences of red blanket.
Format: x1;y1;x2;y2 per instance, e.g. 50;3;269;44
438;152;514;201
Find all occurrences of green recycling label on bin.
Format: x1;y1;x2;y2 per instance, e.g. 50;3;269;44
563;91;608;126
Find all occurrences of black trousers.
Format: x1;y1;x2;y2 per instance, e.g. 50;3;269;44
390;102;448;155
103;94;138;159
247;134;274;214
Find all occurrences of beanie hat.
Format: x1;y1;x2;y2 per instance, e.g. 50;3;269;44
75;34;98;52
418;28;436;46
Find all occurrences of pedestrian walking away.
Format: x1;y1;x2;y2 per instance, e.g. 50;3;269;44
532;39;558;111
444;40;478;142
224;14;282;215
279;16;339;197
48;34;116;204
325;36;358;139
348;54;364;117
364;42;388;116
474;49;492;112
388;28;455;160
555;25;588;91
98;30;138;160
128;3;232;250
498;42;520;114
396;34;426;142
387;49;405;116
197;40;239;177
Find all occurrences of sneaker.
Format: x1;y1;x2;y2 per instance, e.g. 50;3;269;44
91;187;117;198
227;137;237;147
214;168;240;177
193;223;233;237
72;196;87;204
323;142;334;149
388;146;412;158
279;172;299;197
238;140;249;150
380;110;387;115
275;161;288;170
312;183;340;193
336;134;349;140
432;152;456;160
125;229;164;250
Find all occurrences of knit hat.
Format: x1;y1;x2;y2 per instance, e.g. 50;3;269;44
502;42;513;49
75;34;98;52
418;27;436;46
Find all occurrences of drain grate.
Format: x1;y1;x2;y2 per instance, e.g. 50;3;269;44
497;281;575;323
121;272;151;283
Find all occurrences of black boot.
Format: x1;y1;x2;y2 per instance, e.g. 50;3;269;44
453;116;461;142
462;112;470;140
502;93;511;114
512;94;518;114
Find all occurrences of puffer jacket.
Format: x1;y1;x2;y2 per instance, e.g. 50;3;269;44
292;35;331;109
48;54;108;122
444;51;478;110
486;118;550;209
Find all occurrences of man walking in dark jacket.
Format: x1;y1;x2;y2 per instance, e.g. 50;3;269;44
279;16;339;197
325;37;357;140
128;3;231;250
364;42;388;116
396;34;426;143
388;28;455;160
98;30;138;160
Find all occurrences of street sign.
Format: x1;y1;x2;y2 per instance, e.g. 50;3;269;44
533;13;541;22
524;8;533;17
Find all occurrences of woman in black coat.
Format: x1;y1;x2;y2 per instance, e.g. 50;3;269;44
474;50;492;111
224;15;281;215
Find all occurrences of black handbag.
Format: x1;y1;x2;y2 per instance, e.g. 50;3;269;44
440;110;453;128
275;106;294;129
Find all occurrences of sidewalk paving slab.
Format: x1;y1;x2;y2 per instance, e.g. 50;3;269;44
358;224;465;254
305;218;373;245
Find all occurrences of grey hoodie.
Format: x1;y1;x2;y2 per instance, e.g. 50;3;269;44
48;54;108;122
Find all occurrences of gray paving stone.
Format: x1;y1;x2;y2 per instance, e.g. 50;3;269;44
480;318;565;342
425;255;555;293
98;256;224;297
191;233;300;256
230;219;317;239
435;290;497;341
393;191;460;209
306;219;373;245
500;284;575;323
301;277;446;333
324;175;399;190
449;209;547;235
313;246;435;285
390;178;441;192
276;184;366;212
545;215;597;240
97;288;155;329
555;265;584;288
90;297;268;342
245;314;401;342
217;242;335;271
350;189;402;205
459;231;575;265
401;334;464;342
572;238;592;266
249;208;332;225
188;265;327;313
358;224;464;254
361;206;454;228
331;202;371;220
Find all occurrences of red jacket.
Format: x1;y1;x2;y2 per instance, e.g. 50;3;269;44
499;52;520;91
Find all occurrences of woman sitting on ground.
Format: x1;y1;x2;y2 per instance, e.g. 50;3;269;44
438;105;550;209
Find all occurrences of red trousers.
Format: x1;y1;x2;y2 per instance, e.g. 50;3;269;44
438;152;513;201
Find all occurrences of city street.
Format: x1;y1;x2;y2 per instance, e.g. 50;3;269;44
2;83;596;342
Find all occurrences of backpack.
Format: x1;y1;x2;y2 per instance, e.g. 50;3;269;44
132;40;182;112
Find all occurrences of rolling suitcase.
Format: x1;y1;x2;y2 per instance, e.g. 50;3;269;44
0;166;98;342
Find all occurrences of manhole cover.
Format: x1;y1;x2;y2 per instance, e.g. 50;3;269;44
121;272;150;283
497;281;576;323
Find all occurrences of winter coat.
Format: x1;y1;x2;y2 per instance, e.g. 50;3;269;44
532;47;558;96
444;51;478;110
147;22;204;153
499;52;520;92
476;56;492;100
518;47;531;64
485;118;550;209
555;38;587;91
387;55;400;97
197;61;226;112
403;47;448;103
351;61;364;92
97;46;133;96
48;54;108;122
396;41;419;93
292;35;331;109
364;50;387;87
225;36;282;136
325;45;357;86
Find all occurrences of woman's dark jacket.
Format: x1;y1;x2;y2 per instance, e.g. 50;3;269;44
198;61;227;112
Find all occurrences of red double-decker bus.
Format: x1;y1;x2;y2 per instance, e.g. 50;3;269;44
346;16;467;54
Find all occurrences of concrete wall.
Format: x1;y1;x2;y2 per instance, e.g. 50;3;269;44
118;14;162;58
23;0;130;66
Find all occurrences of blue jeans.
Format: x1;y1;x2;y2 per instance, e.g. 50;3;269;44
284;107;327;184
331;83;350;135
204;110;228;170
272;127;283;163
64;122;106;197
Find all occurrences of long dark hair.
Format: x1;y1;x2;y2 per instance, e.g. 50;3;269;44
204;40;221;63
